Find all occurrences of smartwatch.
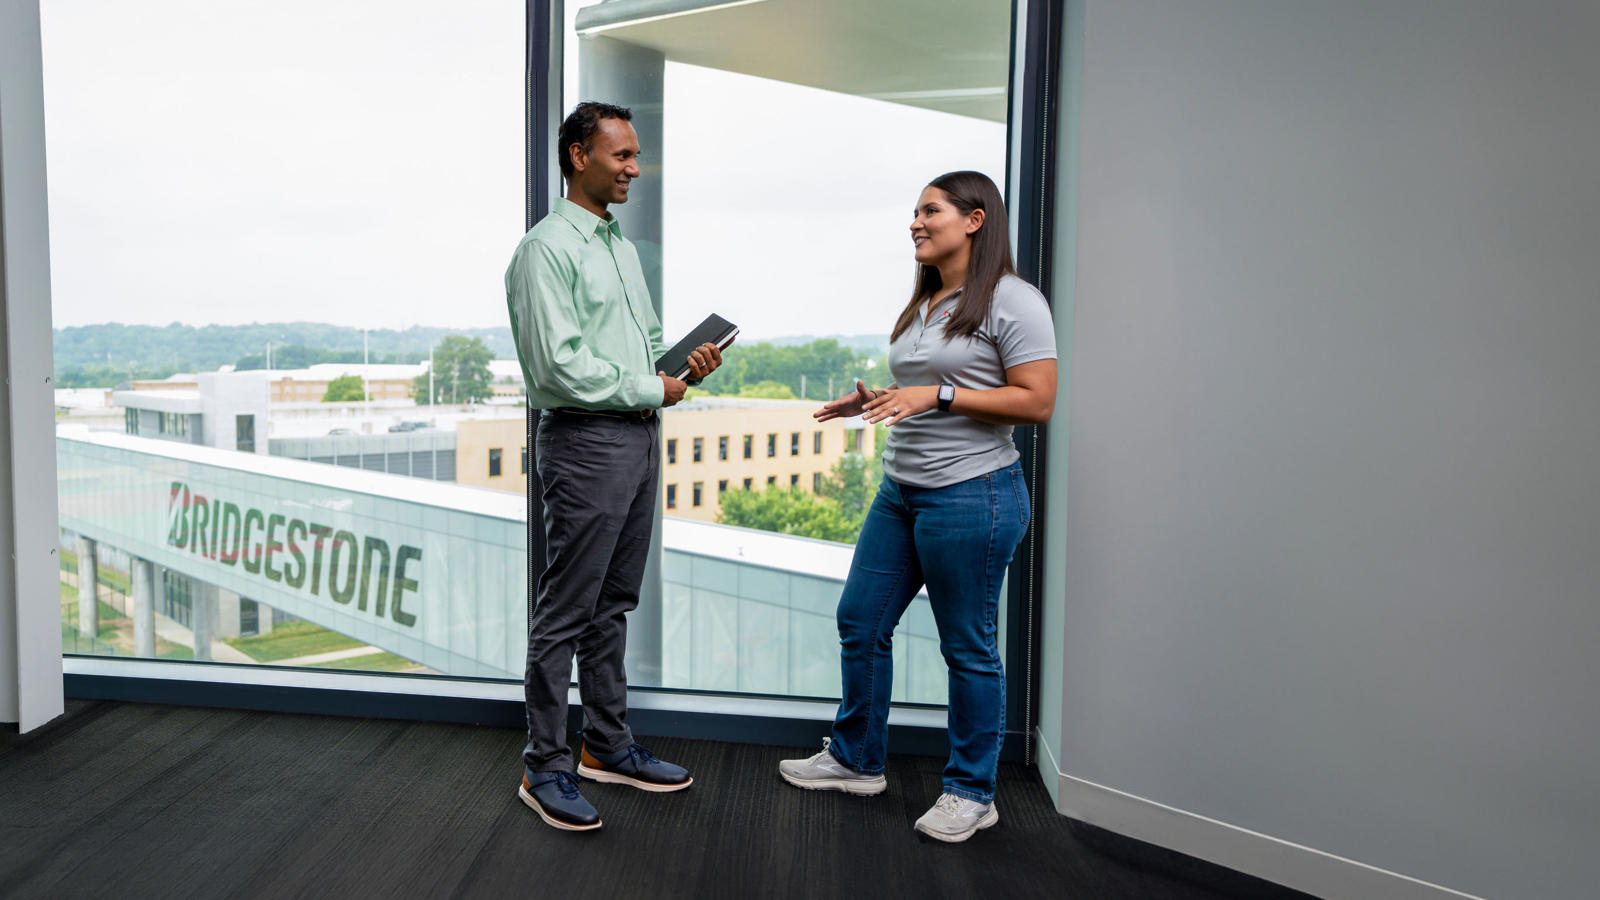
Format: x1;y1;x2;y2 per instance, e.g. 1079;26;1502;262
937;383;955;412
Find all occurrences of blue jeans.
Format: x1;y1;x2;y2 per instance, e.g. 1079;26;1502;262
829;461;1030;803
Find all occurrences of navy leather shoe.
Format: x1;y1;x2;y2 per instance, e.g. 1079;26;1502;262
577;741;693;792
518;769;602;831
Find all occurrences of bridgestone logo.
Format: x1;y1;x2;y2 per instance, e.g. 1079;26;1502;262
165;481;420;627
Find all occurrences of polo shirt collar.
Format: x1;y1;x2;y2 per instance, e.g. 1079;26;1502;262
552;196;623;243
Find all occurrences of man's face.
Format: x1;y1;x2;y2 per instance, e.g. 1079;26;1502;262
572;118;641;209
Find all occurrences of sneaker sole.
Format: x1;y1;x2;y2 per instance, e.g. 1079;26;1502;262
576;763;694;793
778;769;888;796
913;806;1000;843
518;784;603;831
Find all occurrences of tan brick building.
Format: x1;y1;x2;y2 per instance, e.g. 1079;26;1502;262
454;398;873;522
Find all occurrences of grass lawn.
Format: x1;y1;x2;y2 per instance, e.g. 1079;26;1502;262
225;620;365;662
59;550;132;595
59;583;124;642
308;652;418;673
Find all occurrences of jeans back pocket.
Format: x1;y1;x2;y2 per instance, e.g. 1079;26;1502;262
1009;466;1031;528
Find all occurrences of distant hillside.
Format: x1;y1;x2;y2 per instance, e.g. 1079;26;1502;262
766;334;889;353
52;322;890;390
52;323;516;388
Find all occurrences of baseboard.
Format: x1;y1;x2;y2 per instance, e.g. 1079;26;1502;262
1035;729;1482;900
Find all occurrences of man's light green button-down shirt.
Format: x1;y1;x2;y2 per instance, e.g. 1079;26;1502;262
505;197;668;411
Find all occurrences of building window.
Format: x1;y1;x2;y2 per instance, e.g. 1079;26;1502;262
791;432;801;456
666;483;677;508
489;448;503;477
813;430;823;454
767;433;777;457
240;598;260;637
767;475;777;486
666;438;677;464
790;473;800;487
236;414;256;453
743;434;753;459
124;408;139;435
718;479;728;494
521;447;528;474
157;412;191;438
848;430;863;452
718;435;729;461
743;478;753;490
813;472;823;492
693;437;704;463
692;481;704;507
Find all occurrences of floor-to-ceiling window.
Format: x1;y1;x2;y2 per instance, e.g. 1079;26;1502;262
44;0;1029;723
46;0;526;677
556;0;1014;704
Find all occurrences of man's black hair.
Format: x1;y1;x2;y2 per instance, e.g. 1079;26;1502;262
557;101;633;180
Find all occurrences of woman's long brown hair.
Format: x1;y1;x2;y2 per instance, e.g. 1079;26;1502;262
890;170;1017;343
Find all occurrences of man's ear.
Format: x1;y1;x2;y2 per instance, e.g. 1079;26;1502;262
965;207;986;236
568;142;588;175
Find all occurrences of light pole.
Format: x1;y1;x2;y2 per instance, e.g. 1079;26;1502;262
362;328;371;427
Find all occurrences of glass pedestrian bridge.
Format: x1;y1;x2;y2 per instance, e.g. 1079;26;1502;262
56;429;947;705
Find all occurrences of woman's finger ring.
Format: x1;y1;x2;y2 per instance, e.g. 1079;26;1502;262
893;407;900;415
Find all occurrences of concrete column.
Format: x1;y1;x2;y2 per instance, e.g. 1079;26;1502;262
75;535;98;639
580;37;666;684
578;36;665;305
131;558;156;658
190;578;215;662
255;601;275;635
214;588;242;639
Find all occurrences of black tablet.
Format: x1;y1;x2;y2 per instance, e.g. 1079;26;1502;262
655;314;739;381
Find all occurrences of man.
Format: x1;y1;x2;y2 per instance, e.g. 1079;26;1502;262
505;101;723;832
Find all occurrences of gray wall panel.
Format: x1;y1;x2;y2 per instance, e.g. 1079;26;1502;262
1044;2;1600;897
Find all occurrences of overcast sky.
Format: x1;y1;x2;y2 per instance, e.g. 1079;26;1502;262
40;0;1005;342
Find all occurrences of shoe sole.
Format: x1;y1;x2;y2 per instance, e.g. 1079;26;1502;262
778;769;888;796
518;784;603;831
913;806;1000;843
576;763;694;793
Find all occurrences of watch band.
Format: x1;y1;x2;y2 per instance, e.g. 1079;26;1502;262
937;383;955;412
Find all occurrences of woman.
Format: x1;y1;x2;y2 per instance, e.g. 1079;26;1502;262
778;171;1057;843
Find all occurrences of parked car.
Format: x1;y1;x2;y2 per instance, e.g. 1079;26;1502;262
387;421;431;433
327;427;353;435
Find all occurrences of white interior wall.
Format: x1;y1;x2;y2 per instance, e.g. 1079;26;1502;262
0;0;65;732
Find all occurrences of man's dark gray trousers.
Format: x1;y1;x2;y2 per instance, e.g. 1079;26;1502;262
523;409;659;773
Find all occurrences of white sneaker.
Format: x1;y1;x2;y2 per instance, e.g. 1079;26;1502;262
777;738;887;795
913;793;1000;842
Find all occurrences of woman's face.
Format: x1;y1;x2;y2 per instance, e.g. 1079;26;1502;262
910;185;980;268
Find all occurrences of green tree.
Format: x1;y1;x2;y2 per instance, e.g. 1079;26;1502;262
819;452;878;521
705;339;880;399
736;380;798;400
413;336;493;405
322;374;369;402
715;486;858;543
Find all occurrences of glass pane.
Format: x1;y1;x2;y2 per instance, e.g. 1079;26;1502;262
48;1;525;675
558;0;1012;702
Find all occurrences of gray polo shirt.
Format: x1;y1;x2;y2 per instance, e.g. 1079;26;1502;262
880;274;1057;489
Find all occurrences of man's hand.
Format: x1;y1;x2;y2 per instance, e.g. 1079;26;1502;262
685;341;726;382
659;371;688;407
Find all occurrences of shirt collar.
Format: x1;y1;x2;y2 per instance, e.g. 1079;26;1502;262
552;197;623;243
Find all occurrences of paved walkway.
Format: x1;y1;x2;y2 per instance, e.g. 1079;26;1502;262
273;646;385;666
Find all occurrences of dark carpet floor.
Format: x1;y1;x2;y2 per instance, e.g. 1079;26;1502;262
0;701;1314;899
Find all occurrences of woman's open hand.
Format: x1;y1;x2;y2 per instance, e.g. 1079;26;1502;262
862;384;938;426
814;379;876;422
